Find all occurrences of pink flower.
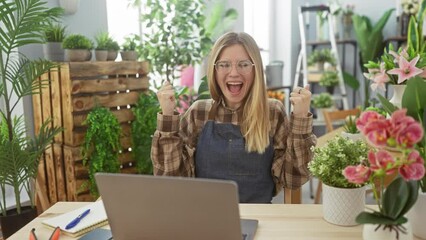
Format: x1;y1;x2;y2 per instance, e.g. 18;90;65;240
387;55;423;84
356;111;385;134
389;109;424;148
363;120;390;147
368;150;396;175
370;63;390;91
399;150;425;180
343;165;371;184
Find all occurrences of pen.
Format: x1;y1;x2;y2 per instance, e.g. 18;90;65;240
65;209;91;230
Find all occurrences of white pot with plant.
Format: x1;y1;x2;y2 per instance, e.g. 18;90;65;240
341;114;363;141
309;135;370;226
308;48;336;72
319;71;339;94
311;92;334;121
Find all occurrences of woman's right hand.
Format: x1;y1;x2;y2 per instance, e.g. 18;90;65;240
157;81;176;115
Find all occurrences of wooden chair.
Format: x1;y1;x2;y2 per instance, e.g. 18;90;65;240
284;188;301;204
314;108;361;204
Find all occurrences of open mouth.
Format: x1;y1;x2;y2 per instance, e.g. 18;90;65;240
227;82;243;94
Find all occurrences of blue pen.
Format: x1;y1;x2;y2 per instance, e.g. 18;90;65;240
65;209;91;230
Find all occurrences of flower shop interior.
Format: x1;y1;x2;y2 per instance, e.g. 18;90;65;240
1;0;426;239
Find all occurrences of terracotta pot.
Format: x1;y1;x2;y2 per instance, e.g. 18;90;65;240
107;51;118;61
120;51;138;61
0;206;37;238
43;42;64;61
95;50;108;61
65;49;91;62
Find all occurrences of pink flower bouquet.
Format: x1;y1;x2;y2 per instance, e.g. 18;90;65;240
343;109;425;236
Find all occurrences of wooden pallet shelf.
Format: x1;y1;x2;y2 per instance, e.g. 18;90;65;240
32;61;149;206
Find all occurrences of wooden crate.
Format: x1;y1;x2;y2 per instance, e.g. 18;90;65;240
32;61;149;204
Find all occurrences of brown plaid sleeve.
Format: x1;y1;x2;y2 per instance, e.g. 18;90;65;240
151;100;212;177
269;100;316;192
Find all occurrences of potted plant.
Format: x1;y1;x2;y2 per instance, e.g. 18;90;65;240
341;114;362;140
311;93;334;121
319;71;339;94
106;37;120;61
81;107;121;199
0;0;63;237
308;48;336;71
42;22;66;61
309;135;370;226
135;0;211;83
120;34;140;61
94;31;109;61
62;34;93;61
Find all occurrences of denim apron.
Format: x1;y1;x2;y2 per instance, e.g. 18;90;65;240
195;102;275;203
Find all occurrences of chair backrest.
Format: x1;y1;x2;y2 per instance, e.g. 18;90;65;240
323;108;361;132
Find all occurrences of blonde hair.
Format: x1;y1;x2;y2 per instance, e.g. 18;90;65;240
207;32;270;153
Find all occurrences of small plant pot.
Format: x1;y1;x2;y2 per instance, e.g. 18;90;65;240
43;42;65;61
65;49;91;62
95;50;108;61
120;50;138;61
0;206;38;238
107;50;118;61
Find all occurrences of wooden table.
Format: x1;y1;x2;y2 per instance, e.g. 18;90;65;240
4;202;379;240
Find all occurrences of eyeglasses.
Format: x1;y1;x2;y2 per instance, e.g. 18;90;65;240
214;60;255;74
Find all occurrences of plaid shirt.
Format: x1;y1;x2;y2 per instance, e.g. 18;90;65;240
151;98;316;194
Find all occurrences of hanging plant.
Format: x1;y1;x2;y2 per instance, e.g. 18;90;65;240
81;107;121;198
131;90;160;174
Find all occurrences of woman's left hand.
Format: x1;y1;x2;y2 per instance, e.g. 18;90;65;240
290;85;311;117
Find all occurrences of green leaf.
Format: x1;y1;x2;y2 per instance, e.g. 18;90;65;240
402;77;426;123
356;212;403;225
377;93;398;115
382;177;409;219
342;71;359;90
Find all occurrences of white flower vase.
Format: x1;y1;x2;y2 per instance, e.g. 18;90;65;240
363;222;413;240
406;191;426;239
389;85;406;109
322;183;365;226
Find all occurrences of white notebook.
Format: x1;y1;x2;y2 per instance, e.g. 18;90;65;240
42;200;109;237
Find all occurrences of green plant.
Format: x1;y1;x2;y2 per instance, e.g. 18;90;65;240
352;9;394;108
131;90;160;174
203;0;238;41
62;34;93;50
106;38;120;51
122;34;141;51
309;135;370;188
0;0;63;216
44;23;66;42
94;31;110;50
82;107;121;198
134;0;212;83
308;49;336;66
311;93;334;108
343;114;359;134
319;71;339;87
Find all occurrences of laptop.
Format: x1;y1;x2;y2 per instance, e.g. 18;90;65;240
95;173;258;240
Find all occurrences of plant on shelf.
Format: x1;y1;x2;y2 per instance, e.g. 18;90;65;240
309;135;370;225
121;34;141;61
311;92;334;109
131;90;160;174
106;36;120;61
81;107;121;198
319;71;339;93
43;21;67;62
94;31;109;61
62;34;93;61
0;0;63;237
343;114;359;134
308;49;336;70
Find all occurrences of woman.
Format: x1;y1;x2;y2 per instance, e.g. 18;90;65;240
152;32;316;203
